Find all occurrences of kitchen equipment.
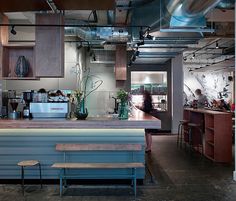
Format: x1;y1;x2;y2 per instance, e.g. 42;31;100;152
8;98;20;119
22;91;34;118
30;102;69;118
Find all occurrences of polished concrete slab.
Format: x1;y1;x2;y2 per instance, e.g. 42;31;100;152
0;135;235;201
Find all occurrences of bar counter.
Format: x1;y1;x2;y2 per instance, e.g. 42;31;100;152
0;109;160;180
0;109;161;129
184;108;232;163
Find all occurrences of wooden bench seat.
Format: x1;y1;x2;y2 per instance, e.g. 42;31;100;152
52;162;144;169
52;143;144;197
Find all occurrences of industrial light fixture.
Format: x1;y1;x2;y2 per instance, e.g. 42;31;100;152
215;42;219;49
131;54;136;62
137;40;145;46
77;42;83;49
128;61;132;67
146;27;153;40
135;47;140;57
92;54;96;61
139;27;144;40
10;25;16;35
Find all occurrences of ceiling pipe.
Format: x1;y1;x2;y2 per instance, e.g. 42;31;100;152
132;0;222;35
166;0;222;27
46;0;58;13
216;0;235;9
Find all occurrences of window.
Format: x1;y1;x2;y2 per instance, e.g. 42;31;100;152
131;71;168;111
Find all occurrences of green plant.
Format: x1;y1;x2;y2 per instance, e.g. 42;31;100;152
117;89;128;103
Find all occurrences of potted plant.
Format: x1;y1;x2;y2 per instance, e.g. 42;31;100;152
117;89;129;120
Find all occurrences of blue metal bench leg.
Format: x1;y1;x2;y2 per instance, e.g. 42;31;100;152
21;166;25;196
59;170;63;197
133;168;137;197
63;168;67;188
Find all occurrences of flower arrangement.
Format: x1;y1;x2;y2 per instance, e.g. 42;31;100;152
71;63;103;119
117;89;129;103
116;89;130;120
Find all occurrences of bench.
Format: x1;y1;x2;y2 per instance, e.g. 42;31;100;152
52;143;144;197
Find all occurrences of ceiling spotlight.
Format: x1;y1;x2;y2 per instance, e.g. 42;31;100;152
93;54;96;61
131;54;136;62
10;26;16;35
146;34;153;40
183;57;187;61
137;40;145;46
135;48;140;57
128;61;132;67
77;42;83;49
216;42;219;49
139;28;144;40
146;27;153;40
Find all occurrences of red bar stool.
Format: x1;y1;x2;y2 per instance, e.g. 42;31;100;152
17;160;42;195
177;120;189;147
187;123;204;155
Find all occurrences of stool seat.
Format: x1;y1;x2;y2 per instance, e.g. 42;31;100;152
18;160;39;167
188;123;201;127
179;120;189;124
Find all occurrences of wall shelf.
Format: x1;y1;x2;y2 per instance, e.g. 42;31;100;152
1;45;37;80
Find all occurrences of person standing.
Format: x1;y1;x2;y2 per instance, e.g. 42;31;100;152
195;89;208;108
141;90;153;153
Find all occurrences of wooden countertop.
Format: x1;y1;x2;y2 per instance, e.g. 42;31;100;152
184;108;232;115
0;109;161;129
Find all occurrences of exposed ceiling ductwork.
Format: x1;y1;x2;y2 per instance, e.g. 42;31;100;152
131;0;223;37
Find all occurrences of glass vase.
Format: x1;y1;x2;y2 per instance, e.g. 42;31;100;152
118;101;129;120
74;98;88;120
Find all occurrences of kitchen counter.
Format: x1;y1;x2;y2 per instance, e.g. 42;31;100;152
0;109;160;180
184;107;231;115
0;109;161;129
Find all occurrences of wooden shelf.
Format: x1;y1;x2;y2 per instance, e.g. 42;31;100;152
1;45;36;79
205;154;215;161
206;141;214;146
206;127;214;131
2;77;39;80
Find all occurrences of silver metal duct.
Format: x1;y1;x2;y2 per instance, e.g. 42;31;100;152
216;0;235;9
132;0;222;34
166;0;222;27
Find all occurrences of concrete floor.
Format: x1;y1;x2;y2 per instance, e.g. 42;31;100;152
0;135;236;201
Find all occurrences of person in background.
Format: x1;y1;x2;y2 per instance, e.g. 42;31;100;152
141;90;153;153
219;99;230;111
38;88;47;93
195;89;208;108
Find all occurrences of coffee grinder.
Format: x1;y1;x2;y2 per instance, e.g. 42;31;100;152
23;91;33;118
8;98;20;119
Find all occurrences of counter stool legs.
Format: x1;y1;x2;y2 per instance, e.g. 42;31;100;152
177;120;189;148
186;124;204;156
39;163;43;189
177;123;181;146
21;166;25;195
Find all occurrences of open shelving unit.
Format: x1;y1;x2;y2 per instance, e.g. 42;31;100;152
1;45;38;80
184;108;232;163
205;113;232;163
